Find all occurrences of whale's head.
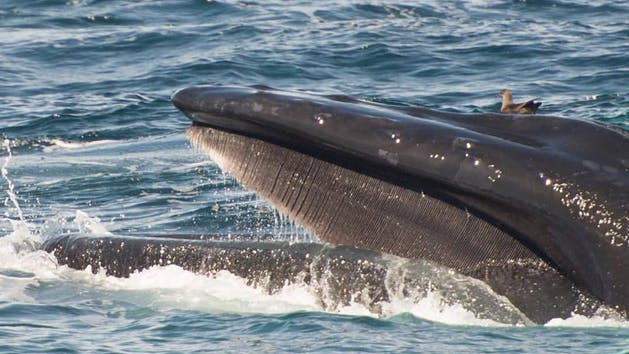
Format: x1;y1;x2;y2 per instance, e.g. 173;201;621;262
173;84;629;323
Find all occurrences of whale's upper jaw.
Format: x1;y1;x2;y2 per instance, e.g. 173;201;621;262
172;85;257;117
172;85;260;132
172;85;293;149
172;84;629;320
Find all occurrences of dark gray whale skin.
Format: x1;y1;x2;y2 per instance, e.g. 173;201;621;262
172;85;629;319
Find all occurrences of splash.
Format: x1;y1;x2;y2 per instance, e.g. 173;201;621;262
2;139;25;221
0;220;53;274
74;210;112;235
60;262;506;326
0;139;49;275
84;263;627;327
78;266;321;314
44;246;525;326
383;291;509;326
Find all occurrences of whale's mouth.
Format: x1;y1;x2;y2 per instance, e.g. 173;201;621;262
185;124;597;324
185;125;537;266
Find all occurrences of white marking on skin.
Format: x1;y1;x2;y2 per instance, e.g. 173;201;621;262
252;102;263;112
378;149;399;165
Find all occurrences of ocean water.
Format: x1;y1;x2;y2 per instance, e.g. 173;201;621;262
1;0;628;353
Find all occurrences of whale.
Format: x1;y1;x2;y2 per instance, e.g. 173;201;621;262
43;84;628;324
168;84;628;323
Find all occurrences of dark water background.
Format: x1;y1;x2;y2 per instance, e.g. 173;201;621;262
1;1;628;353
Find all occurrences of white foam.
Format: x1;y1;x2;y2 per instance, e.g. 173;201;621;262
336;302;377;317
53;254;511;326
75;266;322;315
43;138;118;152
57;261;501;325
545;313;629;328
0;220;58;281
382;291;508;327
163;160;216;173
74;210;112;235
0;273;36;302
75;264;519;326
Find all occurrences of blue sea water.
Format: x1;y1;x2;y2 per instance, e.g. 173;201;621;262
1;0;628;352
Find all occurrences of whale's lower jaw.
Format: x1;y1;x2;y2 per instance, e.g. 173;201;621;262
45;234;541;325
185;125;605;324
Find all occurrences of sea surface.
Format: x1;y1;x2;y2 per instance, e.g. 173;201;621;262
1;0;628;353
